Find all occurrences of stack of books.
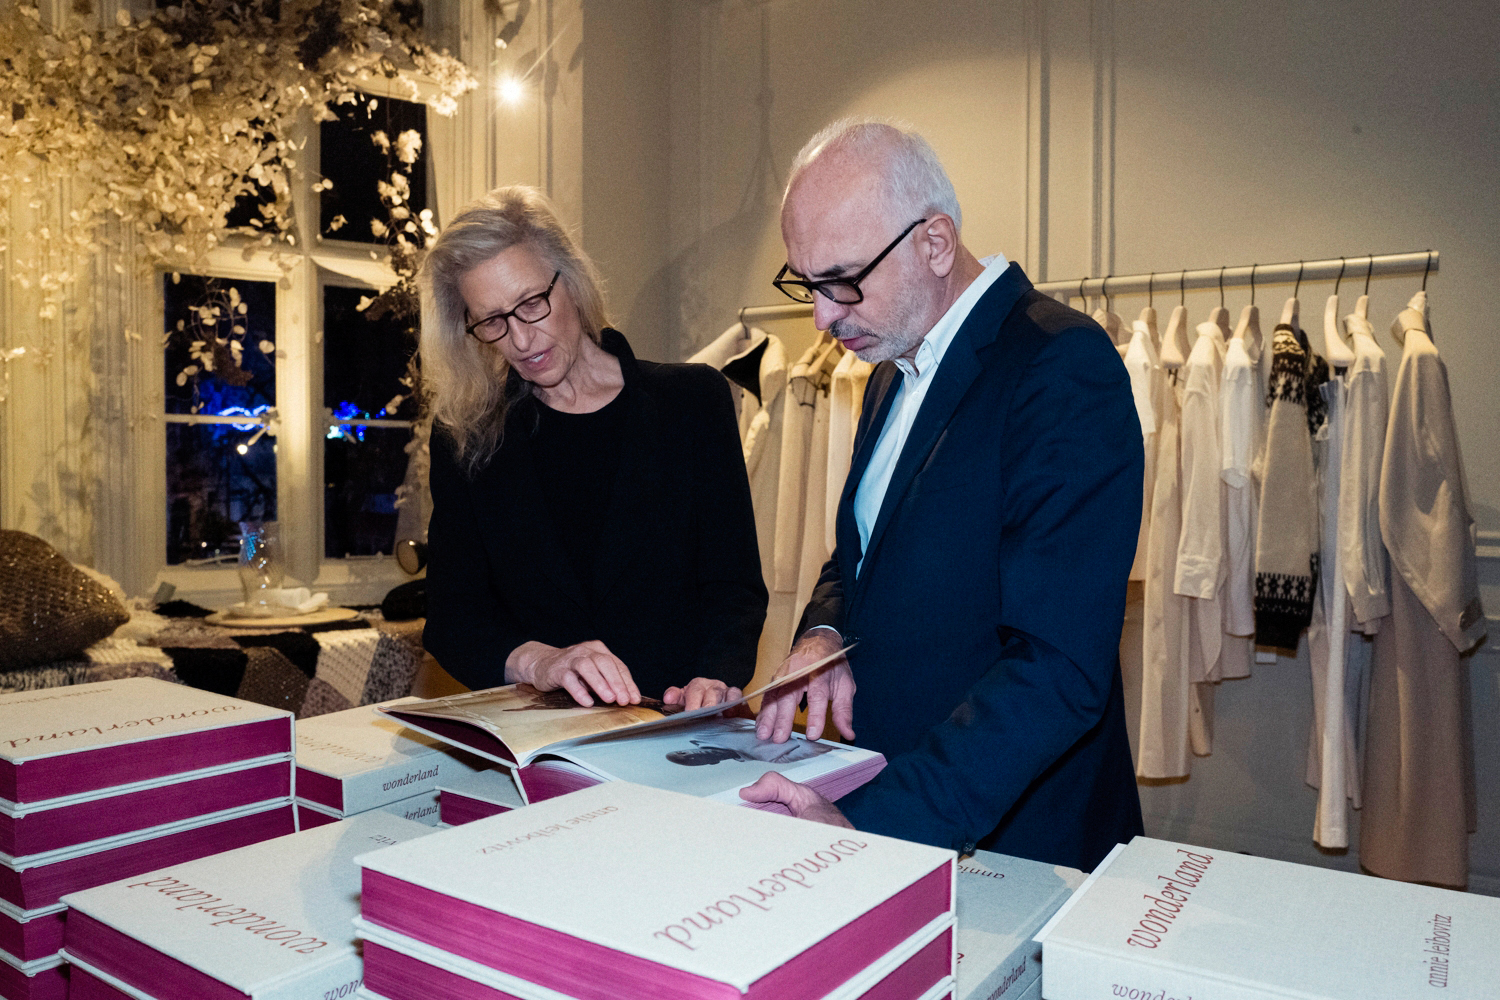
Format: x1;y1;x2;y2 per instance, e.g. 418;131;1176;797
61;810;433;999
1035;835;1500;999
953;851;1083;1000
435;769;524;827
352;781;957;1000
0;678;298;998
294;701;489;829
383;682;885;812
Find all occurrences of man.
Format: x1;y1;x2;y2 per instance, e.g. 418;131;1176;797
740;119;1144;872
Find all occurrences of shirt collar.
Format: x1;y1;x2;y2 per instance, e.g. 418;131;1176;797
893;253;1009;379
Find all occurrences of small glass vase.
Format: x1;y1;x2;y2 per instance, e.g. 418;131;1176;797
237;521;284;608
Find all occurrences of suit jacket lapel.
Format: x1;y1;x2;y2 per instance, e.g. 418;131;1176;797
856;263;1032;582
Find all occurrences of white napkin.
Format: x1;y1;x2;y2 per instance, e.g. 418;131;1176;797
227;587;330;618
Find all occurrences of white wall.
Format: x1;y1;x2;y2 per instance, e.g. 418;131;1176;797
612;0;1500;892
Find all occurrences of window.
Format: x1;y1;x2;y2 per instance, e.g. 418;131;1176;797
147;83;440;604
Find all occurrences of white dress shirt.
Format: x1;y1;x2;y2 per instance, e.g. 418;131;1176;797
852;254;1009;576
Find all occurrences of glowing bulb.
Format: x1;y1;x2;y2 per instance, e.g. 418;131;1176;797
497;76;525;106
236;443;249;455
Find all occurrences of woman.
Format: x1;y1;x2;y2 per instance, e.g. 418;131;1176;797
419;186;766;710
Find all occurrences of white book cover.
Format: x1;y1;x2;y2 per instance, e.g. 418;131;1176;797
523;717;884;807
437;767;525;809
297;788;443;827
0;796;292;871
62;811;435;1000
356;782;955;994
954;850;1083;1000
1035;836;1500;1000
0;678;291;766
295;701;489;814
354;911;956;1000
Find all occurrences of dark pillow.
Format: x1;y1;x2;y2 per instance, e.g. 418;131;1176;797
0;530;130;670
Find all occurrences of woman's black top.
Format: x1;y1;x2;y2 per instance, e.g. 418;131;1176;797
531;387;629;597
423;329;767;698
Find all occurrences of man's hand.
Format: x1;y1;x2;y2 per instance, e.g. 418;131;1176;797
506;640;641;707
739;772;854;828
662;677;744;712
754;630;855;744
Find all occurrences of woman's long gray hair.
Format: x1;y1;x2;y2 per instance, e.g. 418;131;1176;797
419;186;609;473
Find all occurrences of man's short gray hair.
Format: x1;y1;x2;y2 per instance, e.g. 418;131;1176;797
786;117;962;231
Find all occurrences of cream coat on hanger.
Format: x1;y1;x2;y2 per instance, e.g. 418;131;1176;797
1138;305;1160;353
1390;290;1428;348
1208;306;1231;342
1161;305;1190;369
1324;293;1355;366
1232;303;1262;362
1093;307;1126;346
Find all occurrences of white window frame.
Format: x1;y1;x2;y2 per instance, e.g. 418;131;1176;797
141;75;446;608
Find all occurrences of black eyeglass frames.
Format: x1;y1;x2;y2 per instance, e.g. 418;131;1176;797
464;270;561;343
772;218;928;305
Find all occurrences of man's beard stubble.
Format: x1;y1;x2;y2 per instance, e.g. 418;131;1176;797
830;294;927;364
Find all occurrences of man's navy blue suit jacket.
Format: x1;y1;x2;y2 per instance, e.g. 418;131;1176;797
800;262;1145;873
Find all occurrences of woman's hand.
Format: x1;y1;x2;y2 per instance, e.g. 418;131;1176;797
506;640;641;707
662;677;744;712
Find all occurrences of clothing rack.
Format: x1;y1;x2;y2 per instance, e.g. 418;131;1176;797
736;250;1439;324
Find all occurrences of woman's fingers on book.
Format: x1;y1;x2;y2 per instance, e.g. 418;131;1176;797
538;643;641;706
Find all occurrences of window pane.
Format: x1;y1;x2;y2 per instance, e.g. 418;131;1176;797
167;424;277;565
324;426;412;558
164;275;276;417
323;284;418;421
320;96;428;244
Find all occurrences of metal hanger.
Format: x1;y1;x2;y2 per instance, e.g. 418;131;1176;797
1334;256;1346;297
1422;249;1434;291
1218;265;1227;309
1293;260;1305;299
1249;263;1258;305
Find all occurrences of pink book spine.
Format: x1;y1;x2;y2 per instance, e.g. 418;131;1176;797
65;908;245;1000
294;768;345;812
296;805;341;830
0;804;296;910
363;929;953;1000
858;928;951;1000
437;794;511;828
63;965;135;1000
0;955;67;1000
0;908;66;962
2;716;293;803
0;761;292;857
364;940;535;1000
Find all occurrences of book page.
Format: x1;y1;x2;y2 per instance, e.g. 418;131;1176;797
547;718;863;799
383;644;853;766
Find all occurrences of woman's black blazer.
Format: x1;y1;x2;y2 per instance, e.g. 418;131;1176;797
422;328;768;697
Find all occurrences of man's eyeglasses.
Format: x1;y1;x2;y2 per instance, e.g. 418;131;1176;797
772;218;927;305
464;271;561;343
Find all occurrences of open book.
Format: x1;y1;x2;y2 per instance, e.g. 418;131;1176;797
379;646;851;769
513;717;885;811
